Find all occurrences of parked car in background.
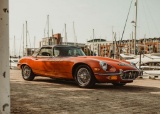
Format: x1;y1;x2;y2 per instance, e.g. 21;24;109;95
17;45;142;88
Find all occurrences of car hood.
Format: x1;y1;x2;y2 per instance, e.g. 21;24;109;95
76;56;138;71
78;56;127;63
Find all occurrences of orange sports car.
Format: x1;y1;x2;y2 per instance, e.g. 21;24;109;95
17;45;142;88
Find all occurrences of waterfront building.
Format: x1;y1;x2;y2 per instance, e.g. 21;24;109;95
25;34;160;57
39;33;62;47
85;39;113;56
86;37;160;58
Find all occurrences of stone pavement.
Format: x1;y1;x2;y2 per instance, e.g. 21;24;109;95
10;70;160;114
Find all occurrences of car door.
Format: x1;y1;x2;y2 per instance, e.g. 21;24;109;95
49;47;73;78
31;47;54;76
46;47;64;77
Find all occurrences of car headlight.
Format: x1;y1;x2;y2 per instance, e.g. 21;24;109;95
130;62;136;67
99;61;107;71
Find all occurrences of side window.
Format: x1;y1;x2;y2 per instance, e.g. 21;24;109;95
68;49;73;56
32;49;40;57
53;48;60;57
38;47;52;56
53;47;69;57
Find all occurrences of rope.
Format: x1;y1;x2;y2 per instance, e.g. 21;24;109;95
120;0;133;42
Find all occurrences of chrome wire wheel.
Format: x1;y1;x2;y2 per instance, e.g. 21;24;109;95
23;66;31;79
75;65;95;88
77;68;91;86
22;65;35;81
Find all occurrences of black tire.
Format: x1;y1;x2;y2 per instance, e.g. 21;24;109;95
74;65;95;88
22;65;35;81
112;82;126;86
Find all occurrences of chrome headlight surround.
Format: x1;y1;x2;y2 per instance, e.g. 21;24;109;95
99;61;107;71
119;69;124;77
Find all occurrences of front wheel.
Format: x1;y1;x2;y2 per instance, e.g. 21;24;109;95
74;65;95;88
22;65;35;81
112;82;126;86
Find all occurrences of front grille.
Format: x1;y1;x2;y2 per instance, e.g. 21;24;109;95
121;71;139;80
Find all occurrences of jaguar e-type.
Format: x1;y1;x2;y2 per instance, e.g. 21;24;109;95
17;45;142;88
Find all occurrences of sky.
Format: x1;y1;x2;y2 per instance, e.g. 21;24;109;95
9;0;160;56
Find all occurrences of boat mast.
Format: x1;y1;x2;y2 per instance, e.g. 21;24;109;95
112;26;114;58
114;33;117;58
93;29;95;56
144;34;146;54
134;0;138;55
14;35;15;56
26;21;28;56
47;15;49;45
23;24;24;56
64;23;67;45
44;29;45;37
73;21;77;46
129;34;131;55
34;36;36;49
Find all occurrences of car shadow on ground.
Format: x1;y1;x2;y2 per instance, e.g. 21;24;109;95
31;77;160;93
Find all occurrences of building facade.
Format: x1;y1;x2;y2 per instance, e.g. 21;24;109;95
85;39;113;56
85;37;160;58
39;33;62;47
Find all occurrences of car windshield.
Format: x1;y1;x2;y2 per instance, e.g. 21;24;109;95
54;47;86;57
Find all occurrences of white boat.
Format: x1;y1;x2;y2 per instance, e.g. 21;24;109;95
9;58;19;70
126;54;160;79
120;53;136;60
119;0;160;79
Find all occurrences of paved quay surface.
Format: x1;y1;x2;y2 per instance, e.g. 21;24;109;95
10;70;160;114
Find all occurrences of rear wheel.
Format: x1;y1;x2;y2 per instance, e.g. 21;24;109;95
112;82;126;86
22;65;35;81
74;65;95;88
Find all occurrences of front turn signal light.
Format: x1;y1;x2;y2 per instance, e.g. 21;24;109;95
109;76;118;80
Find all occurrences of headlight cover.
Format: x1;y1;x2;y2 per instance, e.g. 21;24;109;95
99;61;107;71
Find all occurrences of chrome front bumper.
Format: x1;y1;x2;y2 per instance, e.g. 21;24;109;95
94;69;143;80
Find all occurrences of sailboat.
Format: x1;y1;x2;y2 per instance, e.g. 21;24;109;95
126;54;160;79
